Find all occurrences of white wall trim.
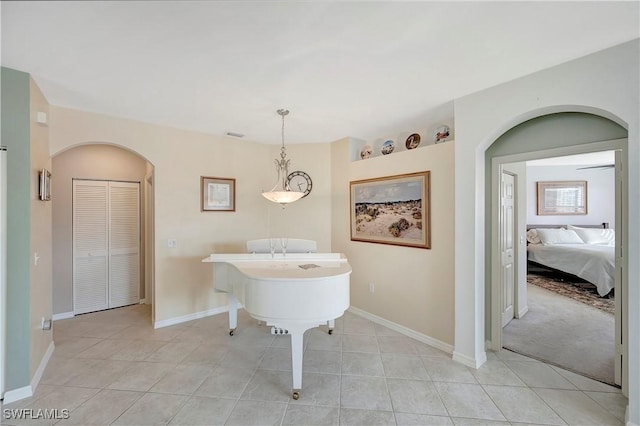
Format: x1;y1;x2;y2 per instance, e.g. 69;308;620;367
52;312;74;321
2;385;32;404
627;405;637;426
30;341;55;394
348;306;454;355
139;298;146;304
453;350;488;369
3;343;56;405
153;305;230;329
517;306;529;319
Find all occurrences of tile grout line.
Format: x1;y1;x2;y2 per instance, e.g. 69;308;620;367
40;305;626;425
497;355;577;425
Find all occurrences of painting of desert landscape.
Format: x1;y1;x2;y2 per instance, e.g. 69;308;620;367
350;171;430;249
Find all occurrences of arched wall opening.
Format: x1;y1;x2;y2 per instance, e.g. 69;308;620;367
483;111;628;390
51;142;155;319
453;40;638;423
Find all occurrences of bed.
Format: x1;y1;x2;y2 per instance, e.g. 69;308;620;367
526;224;615;297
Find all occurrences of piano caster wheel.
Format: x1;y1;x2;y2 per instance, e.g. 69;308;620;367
229;329;235;336
328;329;333;335
292;391;300;400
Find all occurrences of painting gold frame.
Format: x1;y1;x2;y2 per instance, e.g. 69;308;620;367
536;180;587;215
350;171;430;249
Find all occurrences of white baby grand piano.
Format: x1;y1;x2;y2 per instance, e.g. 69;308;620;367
202;240;351;400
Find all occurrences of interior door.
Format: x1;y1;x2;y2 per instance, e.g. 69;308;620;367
501;171;516;327
73;180;140;315
73;180;109;314
108;181;140;308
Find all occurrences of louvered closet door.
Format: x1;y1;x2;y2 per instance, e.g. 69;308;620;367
73;180;109;314
73;180;140;314
109;182;140;308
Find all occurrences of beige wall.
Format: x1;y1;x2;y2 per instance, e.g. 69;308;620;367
49;105;453;347
332;139;455;346
29;78;52;377
51;144;149;314
49;107;333;323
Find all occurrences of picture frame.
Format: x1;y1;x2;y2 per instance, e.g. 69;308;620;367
201;176;235;212
537;180;587;215
350;171;430;249
39;168;51;201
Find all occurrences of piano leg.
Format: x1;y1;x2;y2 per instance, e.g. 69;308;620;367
287;319;335;400
327;319;335;335
290;330;304;400
228;294;238;336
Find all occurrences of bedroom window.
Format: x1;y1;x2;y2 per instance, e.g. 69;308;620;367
536;180;587;215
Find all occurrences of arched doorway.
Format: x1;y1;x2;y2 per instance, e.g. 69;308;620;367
51;143;155;321
485;112;628;391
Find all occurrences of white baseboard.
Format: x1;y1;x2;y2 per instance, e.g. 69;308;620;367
4;341;56;404
52;312;74;321
453;350;487;369
139;299;146;304
3;385;32;404
517;306;529;318
348;306;454;355
154;305;230;329
626;404;638;426
31;341;55;393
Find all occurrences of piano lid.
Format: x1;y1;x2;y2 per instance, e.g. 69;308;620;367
202;252;351;281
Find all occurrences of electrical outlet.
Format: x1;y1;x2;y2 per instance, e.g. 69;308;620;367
167;239;177;248
41;317;52;331
369;282;375;293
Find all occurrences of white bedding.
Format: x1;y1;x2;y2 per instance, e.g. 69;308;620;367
527;243;615;296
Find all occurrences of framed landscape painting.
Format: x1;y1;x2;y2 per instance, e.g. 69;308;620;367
350;171;430;249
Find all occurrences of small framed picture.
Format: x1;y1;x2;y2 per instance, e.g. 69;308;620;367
201;176;235;212
39;168;51;201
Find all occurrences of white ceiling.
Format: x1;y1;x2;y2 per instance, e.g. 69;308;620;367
2;1;638;145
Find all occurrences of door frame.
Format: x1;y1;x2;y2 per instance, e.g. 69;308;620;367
489;138;627;393
0;147;6;398
144;171;155;322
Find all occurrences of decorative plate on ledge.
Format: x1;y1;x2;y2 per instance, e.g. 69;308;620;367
405;133;421;149
360;144;373;160
381;139;395;155
434;125;450;143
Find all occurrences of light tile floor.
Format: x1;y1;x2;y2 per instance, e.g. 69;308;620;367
1;304;627;425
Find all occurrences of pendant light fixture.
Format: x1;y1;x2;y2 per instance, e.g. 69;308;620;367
261;109;304;206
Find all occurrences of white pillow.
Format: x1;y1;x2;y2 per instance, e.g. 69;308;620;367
567;225;615;245
526;229;541;244
535;228;585;245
